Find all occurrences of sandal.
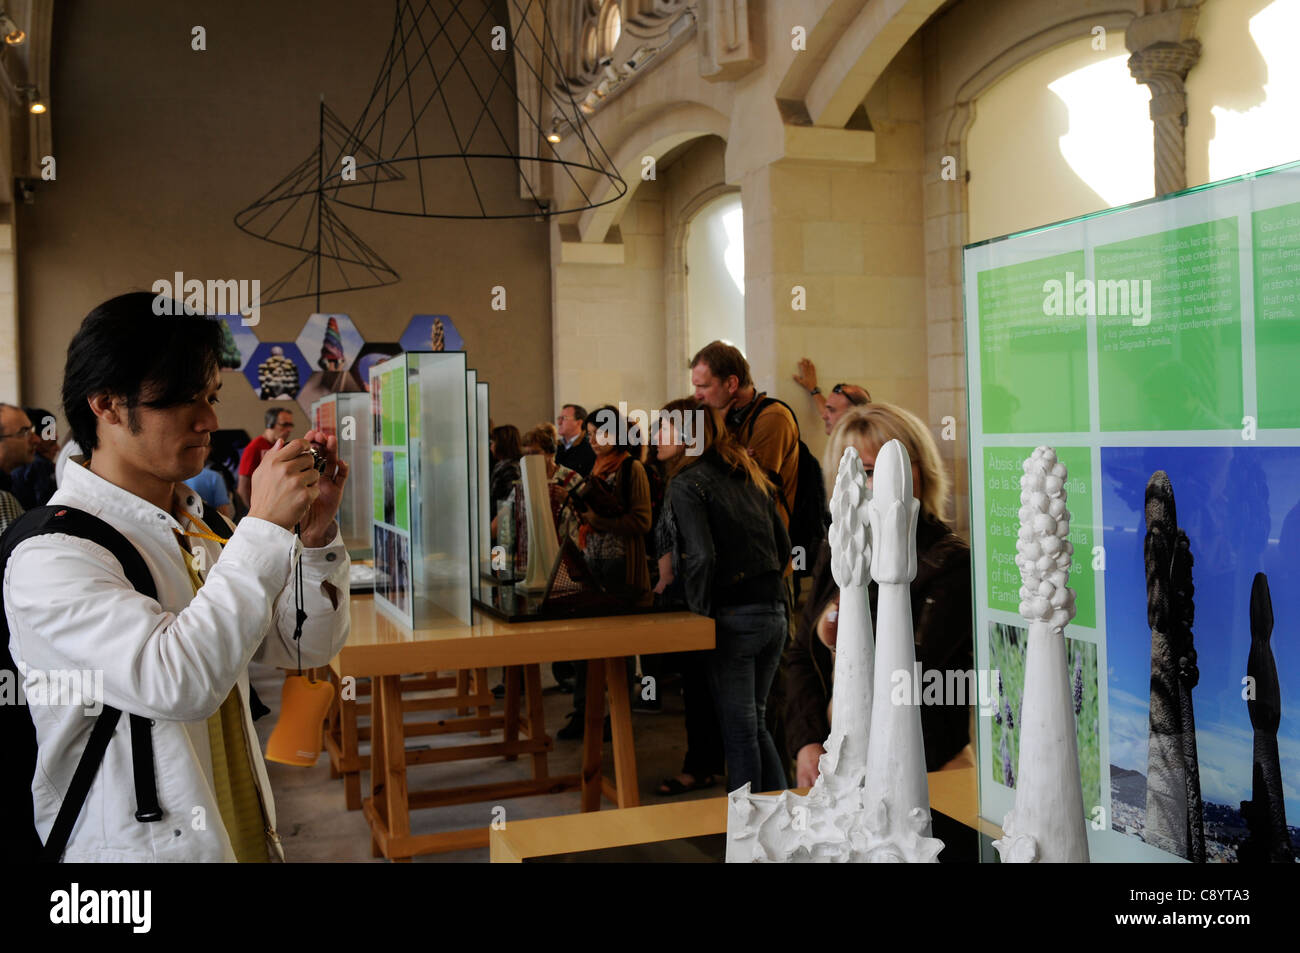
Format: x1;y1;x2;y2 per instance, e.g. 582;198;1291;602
657;774;717;796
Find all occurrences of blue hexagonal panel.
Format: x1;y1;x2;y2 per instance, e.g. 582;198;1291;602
400;314;464;352
244;341;311;402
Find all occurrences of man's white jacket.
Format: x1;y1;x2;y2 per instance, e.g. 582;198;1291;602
3;461;350;861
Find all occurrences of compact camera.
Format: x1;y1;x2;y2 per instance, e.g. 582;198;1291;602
307;447;328;473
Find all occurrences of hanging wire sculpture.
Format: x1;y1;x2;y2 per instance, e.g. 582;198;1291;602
234;0;628;307
235;102;401;309
322;0;628;219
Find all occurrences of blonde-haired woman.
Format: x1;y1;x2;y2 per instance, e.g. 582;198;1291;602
785;401;973;787
658;398;791;794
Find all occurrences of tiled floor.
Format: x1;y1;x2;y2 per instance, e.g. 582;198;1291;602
250;662;724;862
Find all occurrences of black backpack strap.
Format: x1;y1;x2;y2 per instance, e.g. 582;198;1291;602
1;506;164;861
205;508;236;541
742;395;803;440
129;714;163;823
40;707;124;861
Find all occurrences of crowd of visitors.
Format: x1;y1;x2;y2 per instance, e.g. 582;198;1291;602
489;340;971;795
4;309;970;829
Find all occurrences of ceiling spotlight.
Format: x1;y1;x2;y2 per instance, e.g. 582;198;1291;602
546;130;562;144
1;12;23;45
21;85;45;114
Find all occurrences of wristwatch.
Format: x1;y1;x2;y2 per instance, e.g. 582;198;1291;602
809;386;822;396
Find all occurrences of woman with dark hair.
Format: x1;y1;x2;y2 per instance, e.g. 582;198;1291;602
488;424;523;516
657;397;791;794
554;405;654;740
574;404;651;598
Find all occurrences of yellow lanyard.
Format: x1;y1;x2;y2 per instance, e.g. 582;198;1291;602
180;527;229;547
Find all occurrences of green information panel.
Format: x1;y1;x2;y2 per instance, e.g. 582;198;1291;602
1253;200;1300;428
964;160;1300;865
977;251;1089;434
393;450;409;529
1094;218;1242;431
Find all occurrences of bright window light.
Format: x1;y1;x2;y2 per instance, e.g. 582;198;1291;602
1048;54;1154;208
1205;1;1300;181
722;205;744;294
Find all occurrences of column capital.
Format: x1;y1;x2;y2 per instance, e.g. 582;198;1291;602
1127;39;1201;117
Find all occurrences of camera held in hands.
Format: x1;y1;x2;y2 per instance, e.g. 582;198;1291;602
566;475;623;519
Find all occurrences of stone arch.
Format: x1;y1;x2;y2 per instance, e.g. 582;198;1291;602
556;101;731;243
775;0;947;127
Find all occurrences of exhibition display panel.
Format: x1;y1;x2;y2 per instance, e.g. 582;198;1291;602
964;160;1300;863
310;391;373;558
369;351;474;626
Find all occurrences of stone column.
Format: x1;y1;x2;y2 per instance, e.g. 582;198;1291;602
1126;8;1203;196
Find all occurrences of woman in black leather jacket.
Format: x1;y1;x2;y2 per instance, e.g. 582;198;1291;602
657;398;791;794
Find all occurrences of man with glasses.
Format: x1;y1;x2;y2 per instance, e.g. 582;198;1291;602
0;404;39;532
0;403;33;535
792;358;871;434
10;406;59;509
554;403;595;477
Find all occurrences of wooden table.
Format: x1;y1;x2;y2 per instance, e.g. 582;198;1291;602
330;594;714;860
489;764;1001;862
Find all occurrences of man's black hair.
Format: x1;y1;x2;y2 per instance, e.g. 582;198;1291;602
264;407;291;430
62;292;224;455
563;403;588;423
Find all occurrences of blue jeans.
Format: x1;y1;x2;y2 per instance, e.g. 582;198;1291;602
708;600;789;793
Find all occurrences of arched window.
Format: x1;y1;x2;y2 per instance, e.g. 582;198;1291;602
599;2;622;56
685;192;745;359
580;20;599;73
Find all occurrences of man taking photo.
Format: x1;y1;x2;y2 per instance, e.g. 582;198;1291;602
4;292;351;862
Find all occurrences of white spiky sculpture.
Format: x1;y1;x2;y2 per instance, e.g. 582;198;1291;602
724;442;943;862
993;447;1090;863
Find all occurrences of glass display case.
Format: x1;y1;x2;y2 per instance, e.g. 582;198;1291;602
309;391;373;559
369;351;473;626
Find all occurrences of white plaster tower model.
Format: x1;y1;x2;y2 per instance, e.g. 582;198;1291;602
860;438;933;843
724;442;943;862
993;447;1090;863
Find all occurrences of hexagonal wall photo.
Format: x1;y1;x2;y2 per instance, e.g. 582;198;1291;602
210;315;260;371
400;314;463;353
244;341;311;402
296;312;368;411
